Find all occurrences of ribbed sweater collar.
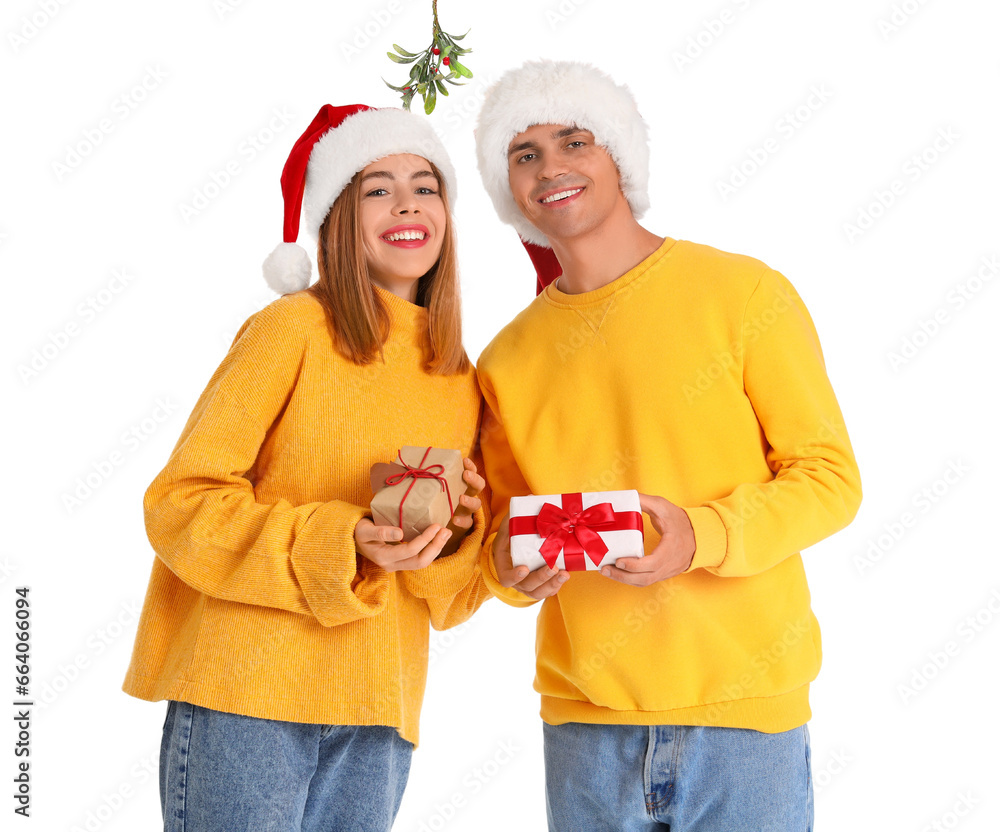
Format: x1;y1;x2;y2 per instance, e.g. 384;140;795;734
543;237;678;307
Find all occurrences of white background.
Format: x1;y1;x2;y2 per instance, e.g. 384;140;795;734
3;0;999;829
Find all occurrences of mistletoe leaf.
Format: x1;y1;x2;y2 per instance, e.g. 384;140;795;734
387;52;417;64
424;80;437;114
392;43;422;58
451;59;473;78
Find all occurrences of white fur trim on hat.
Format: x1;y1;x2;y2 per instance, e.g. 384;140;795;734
262;242;312;294
303;108;457;240
475;60;649;248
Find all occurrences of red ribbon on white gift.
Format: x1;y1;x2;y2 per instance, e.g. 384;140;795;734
509;492;643;571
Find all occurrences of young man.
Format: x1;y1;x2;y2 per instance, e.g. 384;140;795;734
473;60;862;831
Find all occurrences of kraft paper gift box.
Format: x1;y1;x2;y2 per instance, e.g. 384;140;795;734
370;446;467;542
508;490;645;572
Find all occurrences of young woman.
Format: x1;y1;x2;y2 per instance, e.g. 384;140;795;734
123;104;490;831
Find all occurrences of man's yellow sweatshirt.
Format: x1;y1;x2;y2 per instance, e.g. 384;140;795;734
477;237;862;732
123;288;488;745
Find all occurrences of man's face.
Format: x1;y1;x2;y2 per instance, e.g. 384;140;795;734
506;123;626;244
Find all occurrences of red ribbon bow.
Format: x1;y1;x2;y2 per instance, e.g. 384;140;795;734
509;492;644;570
384;448;454;531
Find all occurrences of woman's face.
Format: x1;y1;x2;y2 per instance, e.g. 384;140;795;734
358;153;447;303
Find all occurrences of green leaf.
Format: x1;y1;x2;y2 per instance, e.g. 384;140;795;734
387;52;417;64
424;82;437;114
435;78;449;95
450;28;471;41
392;43;422;57
383;78;410;93
451;59;473;78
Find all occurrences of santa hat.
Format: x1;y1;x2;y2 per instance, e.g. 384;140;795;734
262;104;458;294
474;61;650;293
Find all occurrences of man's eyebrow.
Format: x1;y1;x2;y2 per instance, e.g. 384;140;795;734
507;126;592;156
553;125;589;139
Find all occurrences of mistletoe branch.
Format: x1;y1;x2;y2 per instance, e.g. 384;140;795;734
383;0;472;115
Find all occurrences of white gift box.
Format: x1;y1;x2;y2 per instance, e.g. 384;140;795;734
508;490;644;572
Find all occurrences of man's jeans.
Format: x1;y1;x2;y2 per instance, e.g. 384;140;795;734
160;701;412;832
544;722;812;831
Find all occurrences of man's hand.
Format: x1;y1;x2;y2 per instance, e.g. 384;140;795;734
493;513;569;600
355;519;452;572
601;493;696;586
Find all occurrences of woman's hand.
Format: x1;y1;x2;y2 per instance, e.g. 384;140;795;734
436;457;486;558
449;458;485;532
354;519;452;572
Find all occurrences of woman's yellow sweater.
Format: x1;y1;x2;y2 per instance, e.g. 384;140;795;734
123;287;488;745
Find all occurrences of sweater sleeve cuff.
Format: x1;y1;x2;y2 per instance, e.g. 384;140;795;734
479;533;537;608
684;505;728;572
401;508;487;599
291;500;390;626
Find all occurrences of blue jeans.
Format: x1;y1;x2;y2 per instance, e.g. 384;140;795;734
160;701;412;832
544;722;812;832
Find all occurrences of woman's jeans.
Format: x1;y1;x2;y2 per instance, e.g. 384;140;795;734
160;700;412;832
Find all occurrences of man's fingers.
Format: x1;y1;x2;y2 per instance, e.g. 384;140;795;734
518;570;570;598
601;564;654;586
497;564;530;588
608;556;656;573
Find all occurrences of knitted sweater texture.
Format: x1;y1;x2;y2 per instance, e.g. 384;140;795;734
123;287;487;745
